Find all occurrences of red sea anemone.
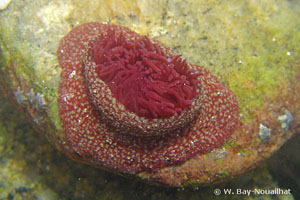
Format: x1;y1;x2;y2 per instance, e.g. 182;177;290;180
57;22;239;173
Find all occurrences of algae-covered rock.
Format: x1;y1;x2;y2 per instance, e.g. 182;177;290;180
0;0;299;188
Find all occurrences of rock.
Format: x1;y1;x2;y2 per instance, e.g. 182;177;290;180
0;0;299;187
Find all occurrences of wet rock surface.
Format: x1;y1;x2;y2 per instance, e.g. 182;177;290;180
0;0;299;195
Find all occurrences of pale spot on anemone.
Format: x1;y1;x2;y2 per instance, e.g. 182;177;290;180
0;0;12;10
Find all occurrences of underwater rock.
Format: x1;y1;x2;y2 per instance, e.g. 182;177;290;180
0;0;300;187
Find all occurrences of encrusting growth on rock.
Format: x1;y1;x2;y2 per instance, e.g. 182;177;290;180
57;22;239;173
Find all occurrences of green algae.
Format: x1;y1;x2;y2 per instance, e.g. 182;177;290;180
0;30;62;133
0;7;63;132
228;13;300;121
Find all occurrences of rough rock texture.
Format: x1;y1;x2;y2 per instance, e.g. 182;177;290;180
0;0;299;196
